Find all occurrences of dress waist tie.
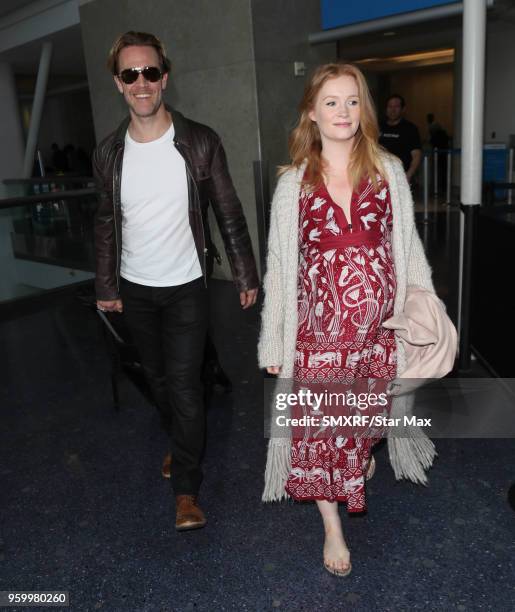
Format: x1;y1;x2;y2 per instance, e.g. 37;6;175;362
318;229;383;251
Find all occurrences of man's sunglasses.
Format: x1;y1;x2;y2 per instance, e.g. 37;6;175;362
118;66;163;85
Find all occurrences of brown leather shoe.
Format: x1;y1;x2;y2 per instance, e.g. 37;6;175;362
175;495;207;531
161;453;172;479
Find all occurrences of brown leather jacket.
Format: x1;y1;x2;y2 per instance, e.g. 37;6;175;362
93;107;259;300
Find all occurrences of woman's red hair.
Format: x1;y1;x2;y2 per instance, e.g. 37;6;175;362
281;63;385;191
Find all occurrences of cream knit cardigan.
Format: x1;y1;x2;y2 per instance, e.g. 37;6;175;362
258;153;437;502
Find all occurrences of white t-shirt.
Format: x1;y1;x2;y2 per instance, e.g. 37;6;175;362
120;123;202;286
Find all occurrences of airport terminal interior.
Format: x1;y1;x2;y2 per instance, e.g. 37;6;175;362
1;1;514;610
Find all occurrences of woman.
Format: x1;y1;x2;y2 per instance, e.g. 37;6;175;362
258;63;435;577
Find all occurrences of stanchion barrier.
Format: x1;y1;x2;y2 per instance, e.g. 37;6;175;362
508;148;513;205
422;216;429;251
446;151;452;204
413;146;512;211
433;147;461;205
433;148;438;197
423;155;429;223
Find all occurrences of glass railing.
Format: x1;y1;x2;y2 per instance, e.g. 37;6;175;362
0;177;97;304
0;175;95;199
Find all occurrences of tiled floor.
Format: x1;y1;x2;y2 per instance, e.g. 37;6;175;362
1;215;514;611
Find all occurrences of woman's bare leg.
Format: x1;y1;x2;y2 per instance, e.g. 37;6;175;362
316;500;351;572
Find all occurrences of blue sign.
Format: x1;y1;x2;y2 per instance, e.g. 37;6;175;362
483;144;507;198
321;0;459;30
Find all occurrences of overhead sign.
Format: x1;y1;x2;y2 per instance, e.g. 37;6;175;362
321;0;459;30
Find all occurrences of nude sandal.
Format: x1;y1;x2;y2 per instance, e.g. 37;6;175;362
366;455;376;481
324;561;352;577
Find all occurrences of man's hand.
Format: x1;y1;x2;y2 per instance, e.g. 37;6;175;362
266;366;282;375
97;299;123;313
239;287;258;310
407;148;422;182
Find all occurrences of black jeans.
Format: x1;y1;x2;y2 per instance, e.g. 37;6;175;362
120;276;208;495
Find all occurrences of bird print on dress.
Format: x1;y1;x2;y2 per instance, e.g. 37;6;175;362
286;175;397;512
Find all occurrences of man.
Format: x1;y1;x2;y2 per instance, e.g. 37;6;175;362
93;31;259;531
427;113;450;192
379;94;422;183
427;113;450;150
51;143;68;173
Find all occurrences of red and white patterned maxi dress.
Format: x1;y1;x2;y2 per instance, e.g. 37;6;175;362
285;176;397;512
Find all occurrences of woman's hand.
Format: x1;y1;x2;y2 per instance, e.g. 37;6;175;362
266;366;282;375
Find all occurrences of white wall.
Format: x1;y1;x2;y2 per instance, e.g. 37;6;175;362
0;63;24;180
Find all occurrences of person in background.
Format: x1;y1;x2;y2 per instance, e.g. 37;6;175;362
63;144;78;173
379;94;422;183
51;143;69;173
426;113;449;150
427;113;450;192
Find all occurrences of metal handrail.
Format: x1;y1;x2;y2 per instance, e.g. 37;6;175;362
0;188;97;210
3;176;94;185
